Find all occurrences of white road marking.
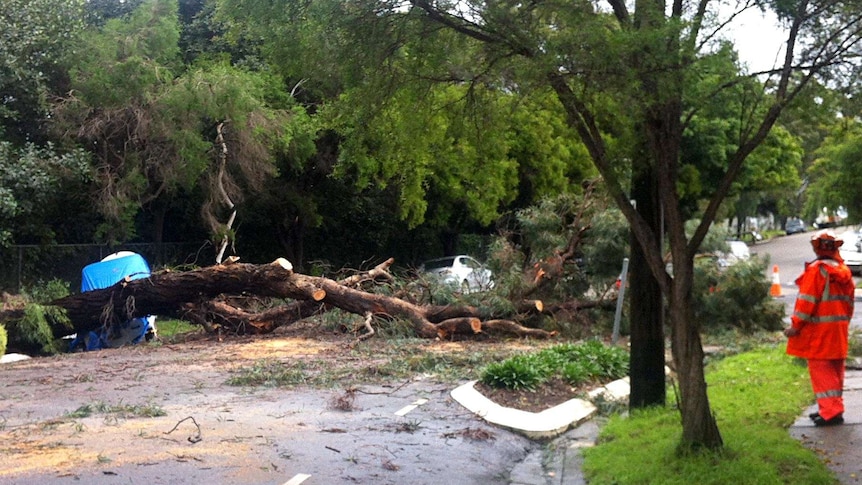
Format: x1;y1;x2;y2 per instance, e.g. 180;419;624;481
394;398;429;416
283;473;312;485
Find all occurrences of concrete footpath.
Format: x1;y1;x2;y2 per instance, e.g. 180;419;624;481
789;367;862;484
780;286;862;484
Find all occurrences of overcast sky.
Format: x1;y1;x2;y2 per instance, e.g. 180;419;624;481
727;8;788;72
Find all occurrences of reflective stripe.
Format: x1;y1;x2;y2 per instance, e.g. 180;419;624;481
794;312;852;324
793;311;814;320
819;267;831;310
811;314;853;323
798;294;817;303
815;389;843;399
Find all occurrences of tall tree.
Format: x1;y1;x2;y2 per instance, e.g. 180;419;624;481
54;0;316;258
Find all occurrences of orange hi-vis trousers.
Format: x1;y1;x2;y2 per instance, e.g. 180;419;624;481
808;358;845;420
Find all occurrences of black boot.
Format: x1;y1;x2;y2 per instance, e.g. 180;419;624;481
812;414;844;426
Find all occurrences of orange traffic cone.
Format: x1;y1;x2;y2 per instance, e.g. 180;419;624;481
770;265;783;297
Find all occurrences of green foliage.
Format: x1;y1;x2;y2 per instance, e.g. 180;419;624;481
1;279;72;355
806;121;862;223
480;341;629;390
329;83;519;229
579;207;630;281
849;329;862;360
0;323;7;355
0;0;86;141
83;0;145;26
68;0;181;105
486;194;628;332
679;45;805;225
693;257;785;333
56;0;317;245
480;355;546;391
16;304;69;355
221;0;592;236
23;278;72;303
583;346;836;484
0;143;92;245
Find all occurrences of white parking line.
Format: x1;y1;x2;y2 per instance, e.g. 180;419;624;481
395;398;429;416
283;473;311;485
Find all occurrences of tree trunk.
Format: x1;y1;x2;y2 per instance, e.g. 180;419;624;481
669;266;723;449
277;215;305;272
629;161;667;408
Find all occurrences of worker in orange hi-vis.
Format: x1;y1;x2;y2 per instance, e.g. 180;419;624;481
784;230;855;426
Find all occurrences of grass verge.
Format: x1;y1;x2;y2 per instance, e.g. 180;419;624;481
225;338;541;388
582;345;836;484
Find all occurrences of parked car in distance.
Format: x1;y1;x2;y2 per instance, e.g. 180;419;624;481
837;228;862;275
420;255;494;293
851;227;862;253
842;250;862;276
785;218;806;235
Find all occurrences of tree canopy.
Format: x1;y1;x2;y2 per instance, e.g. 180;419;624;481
0;0;85;143
53;0;317;249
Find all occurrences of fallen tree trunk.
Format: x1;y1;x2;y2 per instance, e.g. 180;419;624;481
35;258;556;342
181;258;400;334
50;258;320;334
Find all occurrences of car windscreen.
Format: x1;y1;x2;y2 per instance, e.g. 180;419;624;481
423;258;456;270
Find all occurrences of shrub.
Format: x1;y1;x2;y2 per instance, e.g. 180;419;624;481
693;257;785;333
15;304;70;354
3;279;73;355
0;323;6;355
480;355;546;391
480;341;629;390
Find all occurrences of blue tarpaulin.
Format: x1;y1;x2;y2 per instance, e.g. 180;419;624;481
72;252;156;351
82;252;151;292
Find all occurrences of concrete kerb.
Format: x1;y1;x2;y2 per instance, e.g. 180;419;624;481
450;377;631;441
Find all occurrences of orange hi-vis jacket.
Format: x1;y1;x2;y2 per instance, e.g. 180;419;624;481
787;257;855;360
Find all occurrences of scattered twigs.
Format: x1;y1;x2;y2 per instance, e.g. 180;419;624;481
165;416;202;444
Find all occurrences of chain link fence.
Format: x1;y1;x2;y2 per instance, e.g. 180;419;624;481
1;242;211;294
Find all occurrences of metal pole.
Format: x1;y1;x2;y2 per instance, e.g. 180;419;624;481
612;257;629;344
17;246;23;293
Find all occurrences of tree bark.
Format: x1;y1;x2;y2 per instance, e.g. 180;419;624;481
669;261;723;449
629;154;667;409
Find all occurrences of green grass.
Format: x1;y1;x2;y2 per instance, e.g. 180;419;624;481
153;318;198;340
66;401;166;419
582;345;836;485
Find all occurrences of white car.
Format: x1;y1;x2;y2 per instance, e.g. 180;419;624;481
838;229;862;275
717;240;751;269
420;255;494;293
